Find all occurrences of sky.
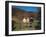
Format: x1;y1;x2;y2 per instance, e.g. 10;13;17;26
13;6;41;13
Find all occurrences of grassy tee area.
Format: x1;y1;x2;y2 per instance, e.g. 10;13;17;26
12;16;41;31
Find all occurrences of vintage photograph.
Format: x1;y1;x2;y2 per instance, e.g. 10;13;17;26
12;6;41;31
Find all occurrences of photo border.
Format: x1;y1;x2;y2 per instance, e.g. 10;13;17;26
5;1;45;36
